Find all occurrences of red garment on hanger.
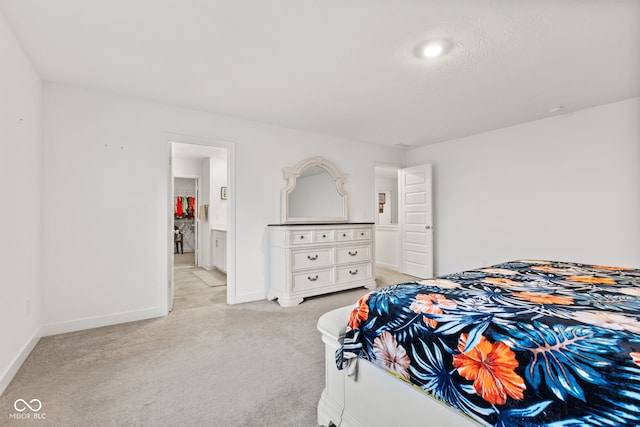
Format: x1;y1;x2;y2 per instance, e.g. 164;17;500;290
176;196;183;217
189;197;195;218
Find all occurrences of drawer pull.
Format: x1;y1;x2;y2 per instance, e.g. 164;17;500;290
299;235;305;240
360;232;365;236
348;250;358;256
307;275;319;282
349;269;359;275
322;234;327;238
307;254;318;261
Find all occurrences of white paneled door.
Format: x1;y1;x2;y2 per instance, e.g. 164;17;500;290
399;164;433;278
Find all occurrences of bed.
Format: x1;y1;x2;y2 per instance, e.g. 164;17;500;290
317;260;640;427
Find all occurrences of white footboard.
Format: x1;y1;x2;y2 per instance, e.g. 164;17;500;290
317;306;352;427
317;306;477;427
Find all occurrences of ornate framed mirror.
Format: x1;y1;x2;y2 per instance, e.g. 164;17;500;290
281;157;348;223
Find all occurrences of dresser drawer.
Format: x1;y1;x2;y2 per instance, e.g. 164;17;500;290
337;263;372;283
336;244;371;264
313;230;334;243
336;230;353;241
292;268;333;291
291;248;333;270
353;228;371;240
289;230;313;245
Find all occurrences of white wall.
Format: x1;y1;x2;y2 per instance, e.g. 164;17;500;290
174;177;197;197
173;158;203;178
406;97;640;275
41;82;405;334
0;12;42;392
375;226;401;271
209;154;228;227
199;157;211;267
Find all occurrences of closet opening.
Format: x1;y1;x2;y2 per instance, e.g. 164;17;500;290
168;140;234;313
174;177;198;267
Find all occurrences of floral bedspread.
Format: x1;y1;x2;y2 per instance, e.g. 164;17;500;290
337;260;640;426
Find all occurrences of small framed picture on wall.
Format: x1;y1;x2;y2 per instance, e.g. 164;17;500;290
221;187;228;200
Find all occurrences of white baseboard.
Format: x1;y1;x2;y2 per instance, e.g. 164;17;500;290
0;327;42;395
41;306;166;337
202;264;226;274
376;262;400;271
228;290;266;305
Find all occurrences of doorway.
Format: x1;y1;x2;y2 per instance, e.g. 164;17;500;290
374;163;434;279
374;165;402;273
166;138;235;313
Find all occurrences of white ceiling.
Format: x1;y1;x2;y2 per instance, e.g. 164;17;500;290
1;0;638;148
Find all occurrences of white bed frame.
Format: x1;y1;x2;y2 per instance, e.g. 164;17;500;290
317;306;478;427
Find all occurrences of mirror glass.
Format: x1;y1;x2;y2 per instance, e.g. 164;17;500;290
282;157;348;223
289;167;343;218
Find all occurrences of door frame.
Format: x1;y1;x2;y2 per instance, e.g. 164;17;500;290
163;133;236;314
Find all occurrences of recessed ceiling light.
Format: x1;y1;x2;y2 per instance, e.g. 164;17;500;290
414;39;453;59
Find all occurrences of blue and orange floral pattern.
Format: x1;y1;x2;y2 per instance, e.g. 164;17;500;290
337;260;640;426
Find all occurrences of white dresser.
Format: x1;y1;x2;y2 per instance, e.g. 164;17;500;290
268;223;376;307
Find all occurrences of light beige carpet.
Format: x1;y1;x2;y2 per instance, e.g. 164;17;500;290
0;268;416;427
375;266;418;287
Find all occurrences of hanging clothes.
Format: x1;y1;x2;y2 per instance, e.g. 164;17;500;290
188;197;195;218
176;196;183;217
175;195;197;218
